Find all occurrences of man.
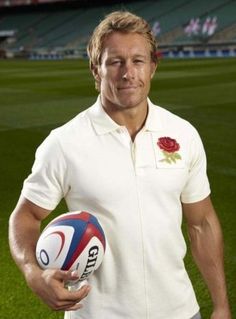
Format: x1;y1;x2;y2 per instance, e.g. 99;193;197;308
9;11;231;319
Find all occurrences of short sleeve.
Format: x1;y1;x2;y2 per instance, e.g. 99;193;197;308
21;131;68;210
181;128;211;203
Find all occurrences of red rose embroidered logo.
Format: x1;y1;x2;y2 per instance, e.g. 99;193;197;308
157;137;182;164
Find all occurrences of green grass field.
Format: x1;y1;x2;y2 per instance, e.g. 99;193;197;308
0;57;235;318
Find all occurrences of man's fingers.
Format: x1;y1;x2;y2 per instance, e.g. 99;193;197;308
54;301;84;311
65;284;91;302
53;285;91;311
65;303;84;311
66;269;80;281
54;269;80;282
40;269;91;311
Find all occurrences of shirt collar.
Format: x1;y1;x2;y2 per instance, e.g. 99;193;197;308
88;96;163;135
145;98;163;132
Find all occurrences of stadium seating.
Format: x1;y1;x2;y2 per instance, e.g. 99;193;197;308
0;0;235;56
171;0;236;45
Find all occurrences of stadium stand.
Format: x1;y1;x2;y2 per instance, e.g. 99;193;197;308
0;0;235;59
169;0;236;45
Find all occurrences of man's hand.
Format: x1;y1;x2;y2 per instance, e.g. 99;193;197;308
26;265;91;311
9;197;91;311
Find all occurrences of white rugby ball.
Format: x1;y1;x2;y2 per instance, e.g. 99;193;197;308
36;211;106;281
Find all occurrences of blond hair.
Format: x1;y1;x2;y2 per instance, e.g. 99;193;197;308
87;10;158;70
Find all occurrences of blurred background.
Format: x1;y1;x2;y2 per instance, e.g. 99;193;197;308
0;0;236;59
0;0;235;318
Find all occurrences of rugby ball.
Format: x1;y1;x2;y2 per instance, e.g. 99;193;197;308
36;211;106;281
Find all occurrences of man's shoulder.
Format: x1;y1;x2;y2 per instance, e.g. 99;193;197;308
150;101;197;135
51;103;96;140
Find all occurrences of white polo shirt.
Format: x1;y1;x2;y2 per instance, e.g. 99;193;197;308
22;97;210;319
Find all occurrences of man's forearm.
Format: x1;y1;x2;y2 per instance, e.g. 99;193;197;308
8;197;50;275
9;209;41;277
188;211;230;313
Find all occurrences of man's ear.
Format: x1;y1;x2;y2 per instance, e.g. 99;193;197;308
151;62;157;79
90;63;101;91
90;63;100;82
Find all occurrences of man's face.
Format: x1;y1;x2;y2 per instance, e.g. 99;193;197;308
94;32;156;111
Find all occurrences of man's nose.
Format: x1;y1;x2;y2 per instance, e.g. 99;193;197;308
122;62;135;80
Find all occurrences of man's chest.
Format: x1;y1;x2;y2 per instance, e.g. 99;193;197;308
65;130;190;204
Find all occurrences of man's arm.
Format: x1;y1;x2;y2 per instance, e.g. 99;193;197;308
9;195;91;311
182;196;231;319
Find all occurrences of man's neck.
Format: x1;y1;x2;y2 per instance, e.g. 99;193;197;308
102;101;148;141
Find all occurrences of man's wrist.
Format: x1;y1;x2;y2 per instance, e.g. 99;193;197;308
212;303;231;319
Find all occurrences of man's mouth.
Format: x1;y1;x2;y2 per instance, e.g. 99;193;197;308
118;86;137;90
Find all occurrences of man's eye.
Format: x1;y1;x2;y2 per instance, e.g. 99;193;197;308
111;60;122;65
134;59;144;64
